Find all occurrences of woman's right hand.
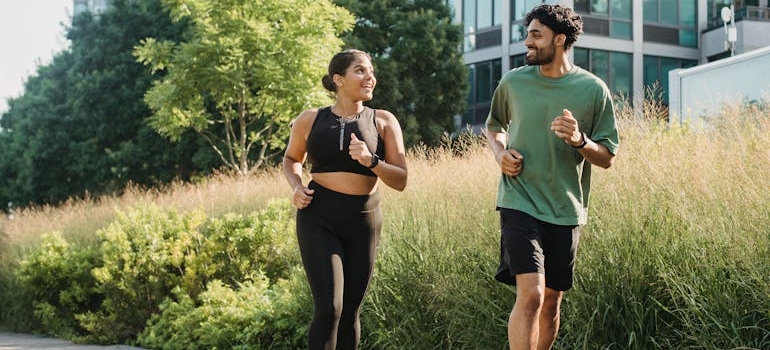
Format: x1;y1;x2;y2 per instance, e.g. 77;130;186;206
293;185;315;209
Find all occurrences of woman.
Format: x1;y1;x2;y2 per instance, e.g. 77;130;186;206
282;49;408;350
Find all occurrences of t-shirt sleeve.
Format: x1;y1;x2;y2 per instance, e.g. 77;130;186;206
590;84;620;155
485;77;510;133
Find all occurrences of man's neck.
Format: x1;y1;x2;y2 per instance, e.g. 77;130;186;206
539;53;573;78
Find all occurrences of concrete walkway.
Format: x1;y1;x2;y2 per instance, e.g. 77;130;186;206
0;332;146;350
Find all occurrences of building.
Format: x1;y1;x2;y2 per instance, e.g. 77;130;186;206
668;45;770;125
449;0;770;128
73;0;111;16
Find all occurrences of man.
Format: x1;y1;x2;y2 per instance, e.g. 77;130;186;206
484;4;619;350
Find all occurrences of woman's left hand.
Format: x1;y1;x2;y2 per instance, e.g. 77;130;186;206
349;133;374;167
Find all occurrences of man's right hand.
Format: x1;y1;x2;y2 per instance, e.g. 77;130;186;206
497;149;523;177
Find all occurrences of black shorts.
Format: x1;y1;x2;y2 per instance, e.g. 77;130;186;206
494;208;581;291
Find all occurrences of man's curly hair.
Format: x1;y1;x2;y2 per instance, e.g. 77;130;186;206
525;4;584;50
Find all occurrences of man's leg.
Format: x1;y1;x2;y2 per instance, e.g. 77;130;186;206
536;287;563;350
508;272;546;350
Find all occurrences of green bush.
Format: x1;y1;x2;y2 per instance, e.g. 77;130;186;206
197;199;300;287
77;204;210;343
138;270;311;350
15;233;102;339
4;199;300;345
78;199;298;344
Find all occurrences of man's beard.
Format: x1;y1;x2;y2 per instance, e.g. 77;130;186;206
525;40;556;65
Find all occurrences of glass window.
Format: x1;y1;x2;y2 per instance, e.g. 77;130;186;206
464;59;503;126
513;0;527;21
680;30;697;47
643;0;658;22
680;0;696;26
467;65;476;105
513;0;544;21
610;52;632;98
575;0;590;12
477;62;493;103
611;20;632;39
658;57;680;99
573;48;589;69
576;0;632;39
494;0;503;26
463;0;476;51
478;0;493;28
511;54;527;69
493;60;503;87
464;0;476;33
643;56;698;104
612;0;632;19
574;48;632;98
511;23;526;42
592;0;609;15
660;1;678;25
643;56;659;88
644;0;698;47
591;51;610;84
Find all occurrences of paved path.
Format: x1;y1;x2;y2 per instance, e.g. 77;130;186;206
0;332;146;350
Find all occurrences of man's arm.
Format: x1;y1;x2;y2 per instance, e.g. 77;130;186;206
551;109;615;169
484;129;524;177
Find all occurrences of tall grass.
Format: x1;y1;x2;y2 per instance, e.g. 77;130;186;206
0;168;288;250
1;100;768;349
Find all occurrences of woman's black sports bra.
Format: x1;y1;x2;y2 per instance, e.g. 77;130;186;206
306;106;385;177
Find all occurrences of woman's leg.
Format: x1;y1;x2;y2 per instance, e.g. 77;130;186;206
297;211;345;350
335;207;382;350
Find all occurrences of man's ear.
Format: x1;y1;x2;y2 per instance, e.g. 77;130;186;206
555;33;567;47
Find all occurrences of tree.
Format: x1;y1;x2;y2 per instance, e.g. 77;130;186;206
134;0;355;175
0;0;210;207
335;0;469;147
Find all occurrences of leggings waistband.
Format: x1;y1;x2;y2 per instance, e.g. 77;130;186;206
307;180;381;212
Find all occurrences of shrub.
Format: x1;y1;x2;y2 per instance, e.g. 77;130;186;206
138;270;311;350
15;233;102;338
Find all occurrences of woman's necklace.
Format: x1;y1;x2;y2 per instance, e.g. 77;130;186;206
336;110;362;151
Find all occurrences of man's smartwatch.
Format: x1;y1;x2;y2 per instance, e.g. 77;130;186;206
572;132;587;149
368;154;380;169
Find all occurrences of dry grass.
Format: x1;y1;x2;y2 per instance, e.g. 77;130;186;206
0;167;289;251
2;99;767;257
596;100;770;244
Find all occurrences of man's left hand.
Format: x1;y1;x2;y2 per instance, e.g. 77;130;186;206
550;109;583;147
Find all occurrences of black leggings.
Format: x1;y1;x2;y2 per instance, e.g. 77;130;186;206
296;181;382;350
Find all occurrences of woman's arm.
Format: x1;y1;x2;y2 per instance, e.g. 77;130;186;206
282;110;317;208
370;109;407;191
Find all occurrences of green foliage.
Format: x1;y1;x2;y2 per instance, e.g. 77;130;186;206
3;199;299;345
76;199;298;343
135;0;355;174
0;0;214;207
78;205;210;343
1;110;768;348
199;203;300;286
138;272;311;350
335;0;469;147
15;233;102;338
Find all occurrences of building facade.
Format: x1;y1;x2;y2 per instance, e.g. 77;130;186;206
450;0;770;128
73;0;111;16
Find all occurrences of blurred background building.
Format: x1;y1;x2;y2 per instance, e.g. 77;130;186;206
448;0;770;128
73;0;111;16
73;0;770;127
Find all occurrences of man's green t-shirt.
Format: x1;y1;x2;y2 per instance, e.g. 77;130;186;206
485;65;619;226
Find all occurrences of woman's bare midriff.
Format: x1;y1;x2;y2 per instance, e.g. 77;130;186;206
311;172;379;195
